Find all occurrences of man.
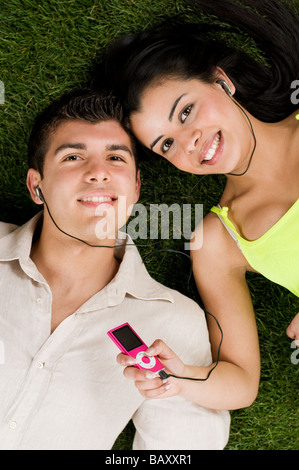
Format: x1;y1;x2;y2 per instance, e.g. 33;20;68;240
0;89;229;450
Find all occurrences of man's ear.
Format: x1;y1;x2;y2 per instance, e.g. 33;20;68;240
26;168;43;205
134;169;141;204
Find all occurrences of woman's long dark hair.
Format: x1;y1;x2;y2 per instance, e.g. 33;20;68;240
106;0;299;123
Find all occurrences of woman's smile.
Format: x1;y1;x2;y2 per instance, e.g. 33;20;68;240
199;131;223;166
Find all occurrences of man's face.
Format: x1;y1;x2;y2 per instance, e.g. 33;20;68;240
28;119;140;244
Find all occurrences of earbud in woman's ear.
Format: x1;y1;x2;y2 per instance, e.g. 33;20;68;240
216;80;232;98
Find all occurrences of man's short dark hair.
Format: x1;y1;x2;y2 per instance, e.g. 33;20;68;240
28;88;138;177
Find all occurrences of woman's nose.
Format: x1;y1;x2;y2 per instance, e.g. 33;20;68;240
182;129;201;155
186;138;199;154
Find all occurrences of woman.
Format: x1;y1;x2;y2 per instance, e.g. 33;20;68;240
105;0;299;406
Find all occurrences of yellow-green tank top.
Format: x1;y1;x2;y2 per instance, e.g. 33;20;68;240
211;199;299;297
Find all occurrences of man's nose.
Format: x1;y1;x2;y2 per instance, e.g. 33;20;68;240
85;160;111;183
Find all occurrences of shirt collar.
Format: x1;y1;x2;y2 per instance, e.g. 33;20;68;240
0;213;174;305
0;213;47;284
109;233;174;303
0;213;41;263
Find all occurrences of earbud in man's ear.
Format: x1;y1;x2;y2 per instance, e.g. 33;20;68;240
35;186;45;203
216;80;232;98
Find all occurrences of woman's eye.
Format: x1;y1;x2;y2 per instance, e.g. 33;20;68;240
161;138;174;154
180;105;192;123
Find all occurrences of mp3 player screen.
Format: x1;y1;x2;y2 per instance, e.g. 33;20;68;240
112;325;143;351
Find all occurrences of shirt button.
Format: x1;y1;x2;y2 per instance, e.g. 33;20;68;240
9;421;17;429
36;298;43;304
37;361;45;369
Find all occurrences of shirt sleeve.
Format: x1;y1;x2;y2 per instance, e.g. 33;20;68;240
132;396;230;450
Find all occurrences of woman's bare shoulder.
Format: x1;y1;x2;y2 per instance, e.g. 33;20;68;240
191;211;249;271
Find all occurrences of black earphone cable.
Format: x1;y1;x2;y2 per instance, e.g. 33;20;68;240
40;194;223;383
149;250;224;382
42;197;164;249
159;309;223;382
228;98;257;177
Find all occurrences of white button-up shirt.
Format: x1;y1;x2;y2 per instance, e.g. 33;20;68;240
0;214;230;450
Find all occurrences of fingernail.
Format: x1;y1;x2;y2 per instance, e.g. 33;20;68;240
146;371;156;379
127;357;137;365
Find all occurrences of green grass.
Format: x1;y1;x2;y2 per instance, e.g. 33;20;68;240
0;0;298;451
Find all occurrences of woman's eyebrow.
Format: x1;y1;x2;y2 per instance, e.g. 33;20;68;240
150;93;187;150
169;94;187;121
150;135;164;151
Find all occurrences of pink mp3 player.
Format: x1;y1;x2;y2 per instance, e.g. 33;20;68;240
107;322;165;374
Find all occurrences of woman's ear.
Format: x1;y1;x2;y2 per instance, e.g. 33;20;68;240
26;168;44;205
215;67;236;96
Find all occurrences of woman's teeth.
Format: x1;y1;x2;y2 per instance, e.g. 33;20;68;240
203;133;221;162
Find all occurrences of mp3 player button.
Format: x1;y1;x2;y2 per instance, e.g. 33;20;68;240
136;352;156;369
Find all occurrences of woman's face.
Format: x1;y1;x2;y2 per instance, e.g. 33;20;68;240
130;76;253;175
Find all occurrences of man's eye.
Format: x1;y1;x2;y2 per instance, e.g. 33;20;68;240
109;155;125;162
64;155;81;161
181;105;192;123
161;138;174;154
